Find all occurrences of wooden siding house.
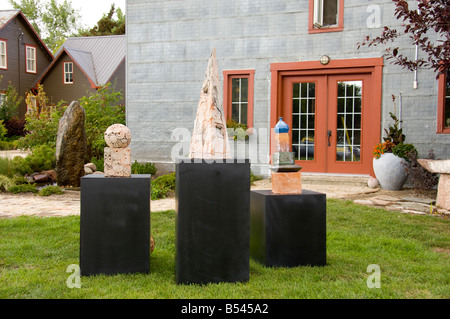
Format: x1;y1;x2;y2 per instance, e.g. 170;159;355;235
0;10;54;118
34;35;126;106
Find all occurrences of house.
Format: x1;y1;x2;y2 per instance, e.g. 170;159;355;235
34;35;126;106
126;0;449;177
0;10;54;118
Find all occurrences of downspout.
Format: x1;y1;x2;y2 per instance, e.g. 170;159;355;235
413;1;420;90
399;92;403;129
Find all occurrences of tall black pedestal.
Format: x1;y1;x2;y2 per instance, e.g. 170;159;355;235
175;159;250;284
80;174;151;276
250;190;326;267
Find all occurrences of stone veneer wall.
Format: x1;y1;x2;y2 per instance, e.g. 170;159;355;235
126;0;449;176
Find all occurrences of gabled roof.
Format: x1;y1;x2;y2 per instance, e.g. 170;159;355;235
0;10;53;59
58;35;126;86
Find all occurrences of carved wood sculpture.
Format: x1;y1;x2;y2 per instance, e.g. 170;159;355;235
189;48;231;160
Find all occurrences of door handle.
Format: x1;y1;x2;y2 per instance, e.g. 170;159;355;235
327;130;332;146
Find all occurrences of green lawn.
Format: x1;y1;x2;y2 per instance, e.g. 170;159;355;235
0;199;449;299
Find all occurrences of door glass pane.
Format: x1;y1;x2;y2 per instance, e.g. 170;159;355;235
292;82;315;161
336;81;362;162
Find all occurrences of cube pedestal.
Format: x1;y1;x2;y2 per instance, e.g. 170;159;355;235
80;174;151;276
175;159;250;284
250;190;326;267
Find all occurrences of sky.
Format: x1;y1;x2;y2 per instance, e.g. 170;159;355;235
1;0;127;28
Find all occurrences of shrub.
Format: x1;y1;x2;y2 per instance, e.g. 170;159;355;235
0;157;17;177
0;175;14;192
8;183;38;194
392;143;416;161
11;145;56;176
3;117;26;138
38;185;64;196
0;120;7;140
16;102;65;150
151;172;175;200
132;161;157;175
81;83;125;159
0;83;22;122
405;149;439;190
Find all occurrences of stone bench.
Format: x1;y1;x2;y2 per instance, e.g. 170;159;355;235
418;159;450;210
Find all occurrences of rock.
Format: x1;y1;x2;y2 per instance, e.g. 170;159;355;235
84;167;93;175
150;235;155;254
55;101;87;187
367;177;379;188
84;163;97;172
30;170;57;183
189;48;231;160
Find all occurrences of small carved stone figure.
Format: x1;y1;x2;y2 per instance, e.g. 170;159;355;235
104;124;132;177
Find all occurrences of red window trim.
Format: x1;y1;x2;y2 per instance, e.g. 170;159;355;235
437;71;450;134
25;44;37;74
223;69;255;130
308;0;344;34
0;39;7;70
63;62;74;84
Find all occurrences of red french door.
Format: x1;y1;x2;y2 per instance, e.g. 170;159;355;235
280;73;374;174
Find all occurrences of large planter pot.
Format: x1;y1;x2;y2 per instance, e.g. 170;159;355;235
373;153;408;191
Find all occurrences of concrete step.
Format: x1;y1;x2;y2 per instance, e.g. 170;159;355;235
301;173;369;186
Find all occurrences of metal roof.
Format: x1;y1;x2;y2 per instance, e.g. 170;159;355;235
0;10;20;29
56;35;126;86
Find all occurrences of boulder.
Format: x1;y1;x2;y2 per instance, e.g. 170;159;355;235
55;101;86;187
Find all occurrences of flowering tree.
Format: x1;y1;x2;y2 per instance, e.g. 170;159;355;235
358;0;450;78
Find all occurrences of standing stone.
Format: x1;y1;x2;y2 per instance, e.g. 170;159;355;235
56;101;86;187
189;48;231;160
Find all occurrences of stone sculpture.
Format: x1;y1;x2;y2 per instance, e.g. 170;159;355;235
55;101;87;187
104;124;132;177
189;48;231;160
418;159;450;210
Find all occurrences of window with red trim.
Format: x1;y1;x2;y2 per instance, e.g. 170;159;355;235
437;69;450;133
309;0;344;33
223;70;255;129
0;40;7;70
64;62;73;84
25;45;37;73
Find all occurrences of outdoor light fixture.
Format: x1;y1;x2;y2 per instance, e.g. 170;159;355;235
320;55;330;65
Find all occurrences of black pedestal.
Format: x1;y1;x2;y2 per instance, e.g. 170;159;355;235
250;190;326;267
80;174;151;276
175;159;250;284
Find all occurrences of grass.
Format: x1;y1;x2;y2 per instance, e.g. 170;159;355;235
0;199;448;299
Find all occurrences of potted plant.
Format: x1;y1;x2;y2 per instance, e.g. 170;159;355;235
372;112;416;190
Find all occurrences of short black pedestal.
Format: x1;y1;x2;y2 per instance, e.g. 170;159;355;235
80;174;151;276
250;190;326;267
175;159;250;284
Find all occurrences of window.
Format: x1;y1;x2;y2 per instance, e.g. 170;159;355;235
309;0;344;33
223;70;255;129
437;69;450;133
0;40;7;69
25;45;36;73
64;62;73;84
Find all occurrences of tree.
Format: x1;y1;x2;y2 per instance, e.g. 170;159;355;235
9;0;81;53
77;4;125;37
358;0;450;78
